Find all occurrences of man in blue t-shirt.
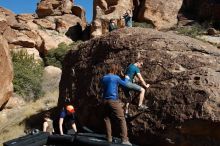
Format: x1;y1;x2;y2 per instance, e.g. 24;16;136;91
59;105;77;135
100;64;131;146
124;60;150;112
122;10;132;27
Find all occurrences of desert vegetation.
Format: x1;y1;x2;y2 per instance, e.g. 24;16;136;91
12;50;44;101
43;41;82;68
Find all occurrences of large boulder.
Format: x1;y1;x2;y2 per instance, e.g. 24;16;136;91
36;29;72;53
42;66;62;97
1;2;86;55
0;7;17;35
136;0;183;29
0;7;17;27
59;28;220;145
16;14;39;30
0;36;13;110
91;0;183;37
72;5;87;27
36;0;74;18
33;18;56;30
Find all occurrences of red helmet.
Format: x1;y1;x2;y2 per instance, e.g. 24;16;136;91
66;105;75;113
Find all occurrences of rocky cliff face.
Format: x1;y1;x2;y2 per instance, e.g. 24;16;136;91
0;2;86;56
36;0;74;18
91;0;133;37
91;0;183;37
0;0;86;109
0;36;13;110
60;28;220;145
182;0;220;20
136;0;183;29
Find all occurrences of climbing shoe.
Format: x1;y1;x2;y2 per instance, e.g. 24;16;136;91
138;105;149;111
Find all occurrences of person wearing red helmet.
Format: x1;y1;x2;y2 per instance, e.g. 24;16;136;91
59;105;77;135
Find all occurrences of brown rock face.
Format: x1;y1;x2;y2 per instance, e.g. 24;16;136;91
0;36;13;110
60;28;220;145
182;0;220;20
91;0;133;37
72;5;87;27
0;7;17;27
91;0;183;37
137;0;183;29
0;2;86;56
36;0;74;18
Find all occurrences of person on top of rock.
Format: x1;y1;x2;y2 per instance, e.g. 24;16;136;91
123;59;150;113
109;18;118;32
59;105;77;135
43;112;54;135
122;10;133;27
100;64;132;146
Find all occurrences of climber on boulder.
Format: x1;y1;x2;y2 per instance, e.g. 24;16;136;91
123;59;150;114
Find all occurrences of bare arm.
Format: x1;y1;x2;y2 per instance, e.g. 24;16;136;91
59;118;64;135
43;122;48;132
72;123;77;132
137;73;150;88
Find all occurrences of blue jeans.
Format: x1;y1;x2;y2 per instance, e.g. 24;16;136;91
123;81;142;100
125;82;142;91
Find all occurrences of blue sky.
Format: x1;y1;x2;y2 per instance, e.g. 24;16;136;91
0;0;93;22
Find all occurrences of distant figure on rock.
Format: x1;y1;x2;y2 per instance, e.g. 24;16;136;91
109;18;118;32
123;59;150;114
43;112;54;135
122;10;133;27
59;105;77;135
100;64;132;146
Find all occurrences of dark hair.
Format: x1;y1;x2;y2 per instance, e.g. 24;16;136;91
136;59;144;64
107;64;119;74
44;112;51;119
110;18;115;22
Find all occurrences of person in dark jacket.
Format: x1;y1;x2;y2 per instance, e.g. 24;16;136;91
109;18;118;32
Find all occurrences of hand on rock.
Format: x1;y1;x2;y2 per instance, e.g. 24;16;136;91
145;84;150;88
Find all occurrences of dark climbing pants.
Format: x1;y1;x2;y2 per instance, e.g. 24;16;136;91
103;99;128;142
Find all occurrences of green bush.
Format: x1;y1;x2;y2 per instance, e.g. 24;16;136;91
133;21;154;28
44;41;81;68
176;23;206;38
12;50;44;101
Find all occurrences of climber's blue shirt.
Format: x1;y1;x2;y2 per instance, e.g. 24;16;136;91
123;15;132;27
125;64;140;82
101;74;127;100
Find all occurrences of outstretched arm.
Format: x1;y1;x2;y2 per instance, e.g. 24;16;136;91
117;76;127;87
59;118;64;135
137;73;150;88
